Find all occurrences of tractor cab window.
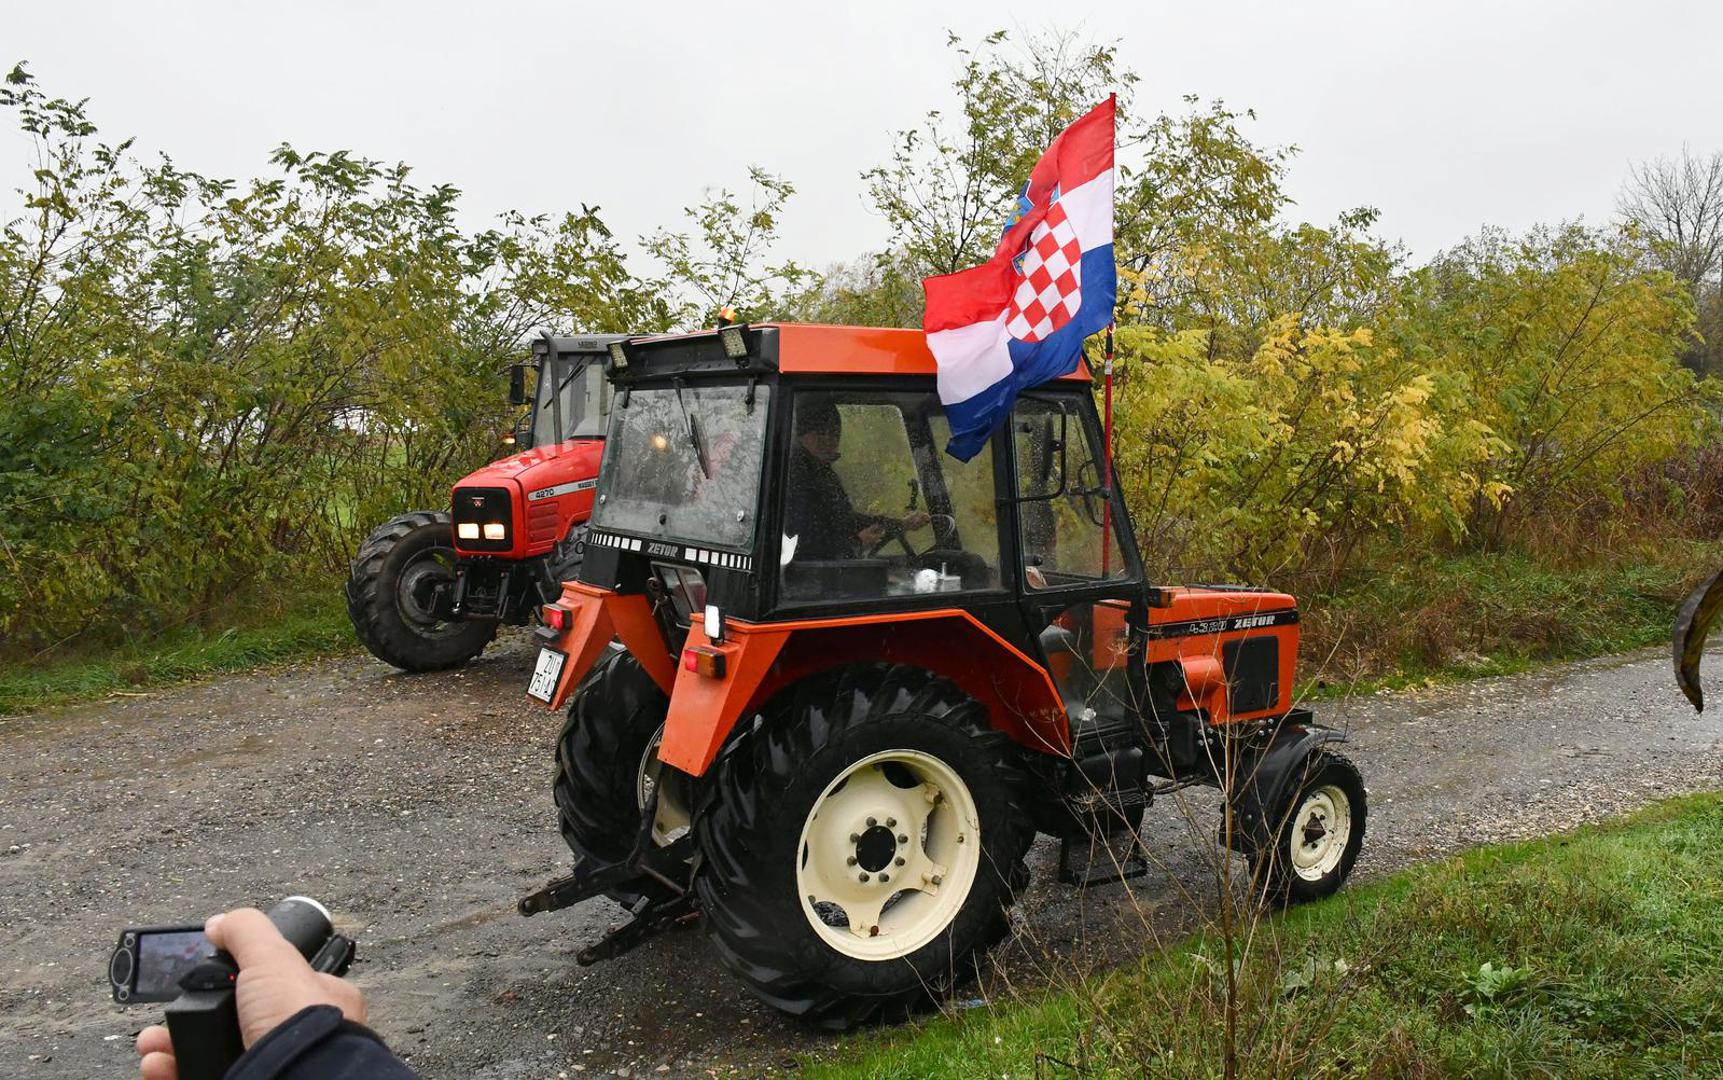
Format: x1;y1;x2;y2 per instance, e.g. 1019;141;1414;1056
1013;395;1130;590
532;357;610;447
779;390;1001;603
592;380;770;550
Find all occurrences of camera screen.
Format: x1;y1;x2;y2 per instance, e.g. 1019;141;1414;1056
135;930;215;997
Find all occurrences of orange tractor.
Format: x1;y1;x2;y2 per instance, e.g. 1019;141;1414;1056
519;323;1366;1027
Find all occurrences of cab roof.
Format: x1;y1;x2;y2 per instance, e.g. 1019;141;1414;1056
633;323;1093;382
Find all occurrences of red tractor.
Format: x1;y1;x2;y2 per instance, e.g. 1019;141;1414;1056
518;324;1367;1027
345;334;623;672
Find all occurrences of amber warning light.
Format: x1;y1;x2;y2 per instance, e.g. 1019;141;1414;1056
682;646;726;678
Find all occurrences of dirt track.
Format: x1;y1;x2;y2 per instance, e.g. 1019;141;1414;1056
2;635;1720;1078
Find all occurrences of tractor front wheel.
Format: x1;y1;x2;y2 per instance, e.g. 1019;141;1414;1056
554;648;692;907
345;511;496;672
1255;750;1366;906
694;664;1034;1029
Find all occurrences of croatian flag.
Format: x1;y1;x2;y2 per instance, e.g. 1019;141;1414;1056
924;95;1116;460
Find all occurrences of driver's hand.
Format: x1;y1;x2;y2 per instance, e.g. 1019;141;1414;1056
136;908;367;1080
857;522;888;548
901;511;931;532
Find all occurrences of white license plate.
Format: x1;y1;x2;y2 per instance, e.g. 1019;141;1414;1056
526;647;567;702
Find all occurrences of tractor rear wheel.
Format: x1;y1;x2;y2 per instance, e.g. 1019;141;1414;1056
554;648;692;906
694;664;1034;1029
345;511;496;672
1255;750;1366;906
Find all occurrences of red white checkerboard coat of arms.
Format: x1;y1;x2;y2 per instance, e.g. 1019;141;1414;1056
1004;198;1083;342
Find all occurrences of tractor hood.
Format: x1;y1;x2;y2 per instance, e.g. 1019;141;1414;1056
461;437;604;495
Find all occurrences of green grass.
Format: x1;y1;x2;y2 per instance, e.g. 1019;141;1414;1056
1297;541;1723;697
0;603;355;717
807;793;1723;1079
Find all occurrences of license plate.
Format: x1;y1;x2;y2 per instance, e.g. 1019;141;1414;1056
526;647;567;702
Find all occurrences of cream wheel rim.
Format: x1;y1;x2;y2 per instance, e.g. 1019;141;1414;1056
636;724;690;846
1289;784;1350;881
795;749;982;961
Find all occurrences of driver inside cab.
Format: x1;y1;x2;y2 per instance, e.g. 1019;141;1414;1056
785;399;929;560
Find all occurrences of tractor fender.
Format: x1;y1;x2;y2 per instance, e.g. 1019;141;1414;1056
657;610;1071;777
1223;720;1346;854
536;582;677;711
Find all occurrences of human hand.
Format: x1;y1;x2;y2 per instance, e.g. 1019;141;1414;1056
136;907;367;1080
857;522;888;548
901;511;931;532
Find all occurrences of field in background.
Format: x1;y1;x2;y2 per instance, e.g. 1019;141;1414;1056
5;37;1721;711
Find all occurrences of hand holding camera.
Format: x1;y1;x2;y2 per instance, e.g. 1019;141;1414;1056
113;898;362;1080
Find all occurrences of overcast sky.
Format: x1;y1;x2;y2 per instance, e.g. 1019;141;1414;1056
5;0;1719;273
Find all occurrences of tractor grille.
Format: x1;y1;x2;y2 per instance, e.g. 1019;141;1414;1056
526;500;561;545
452;486;513;552
1222;636;1279;715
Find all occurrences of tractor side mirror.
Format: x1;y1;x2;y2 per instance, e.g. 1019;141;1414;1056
508;363;529;406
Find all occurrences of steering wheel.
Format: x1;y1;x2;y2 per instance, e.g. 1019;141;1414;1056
865;519;919;559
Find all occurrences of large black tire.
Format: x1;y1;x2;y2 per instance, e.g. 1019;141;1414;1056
694;664;1035;1029
345;511;496;673
553;648;686;907
1255;750;1366;906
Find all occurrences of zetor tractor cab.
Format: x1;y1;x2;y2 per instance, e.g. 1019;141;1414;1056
346;334;622;671
520;324;1367;1027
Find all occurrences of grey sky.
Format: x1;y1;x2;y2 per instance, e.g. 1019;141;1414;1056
5;0;1718;273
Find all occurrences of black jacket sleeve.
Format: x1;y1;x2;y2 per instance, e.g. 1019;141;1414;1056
225;1005;418;1080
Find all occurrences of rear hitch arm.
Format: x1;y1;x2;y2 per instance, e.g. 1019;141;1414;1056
517;787;699;964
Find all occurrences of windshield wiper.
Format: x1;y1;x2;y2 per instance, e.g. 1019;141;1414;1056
553;359;586;400
536;359;591;446
673;381;712;480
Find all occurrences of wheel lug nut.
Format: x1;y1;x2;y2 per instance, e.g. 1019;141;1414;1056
897;834;908;844
886;817;897;827
846;856;857;866
859;872;870;883
849;833;861;843
894;856;905;867
867;817;877;827
931;874;943;885
879;873;890;883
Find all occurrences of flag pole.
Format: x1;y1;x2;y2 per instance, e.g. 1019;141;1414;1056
1101;322;1115;575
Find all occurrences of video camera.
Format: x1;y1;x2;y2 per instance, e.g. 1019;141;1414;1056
108;897;356;1080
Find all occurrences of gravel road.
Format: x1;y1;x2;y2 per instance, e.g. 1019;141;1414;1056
2;635;1719;1078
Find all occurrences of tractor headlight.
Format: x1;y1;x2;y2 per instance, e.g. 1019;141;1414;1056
457;523;480;540
483;522;507;541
